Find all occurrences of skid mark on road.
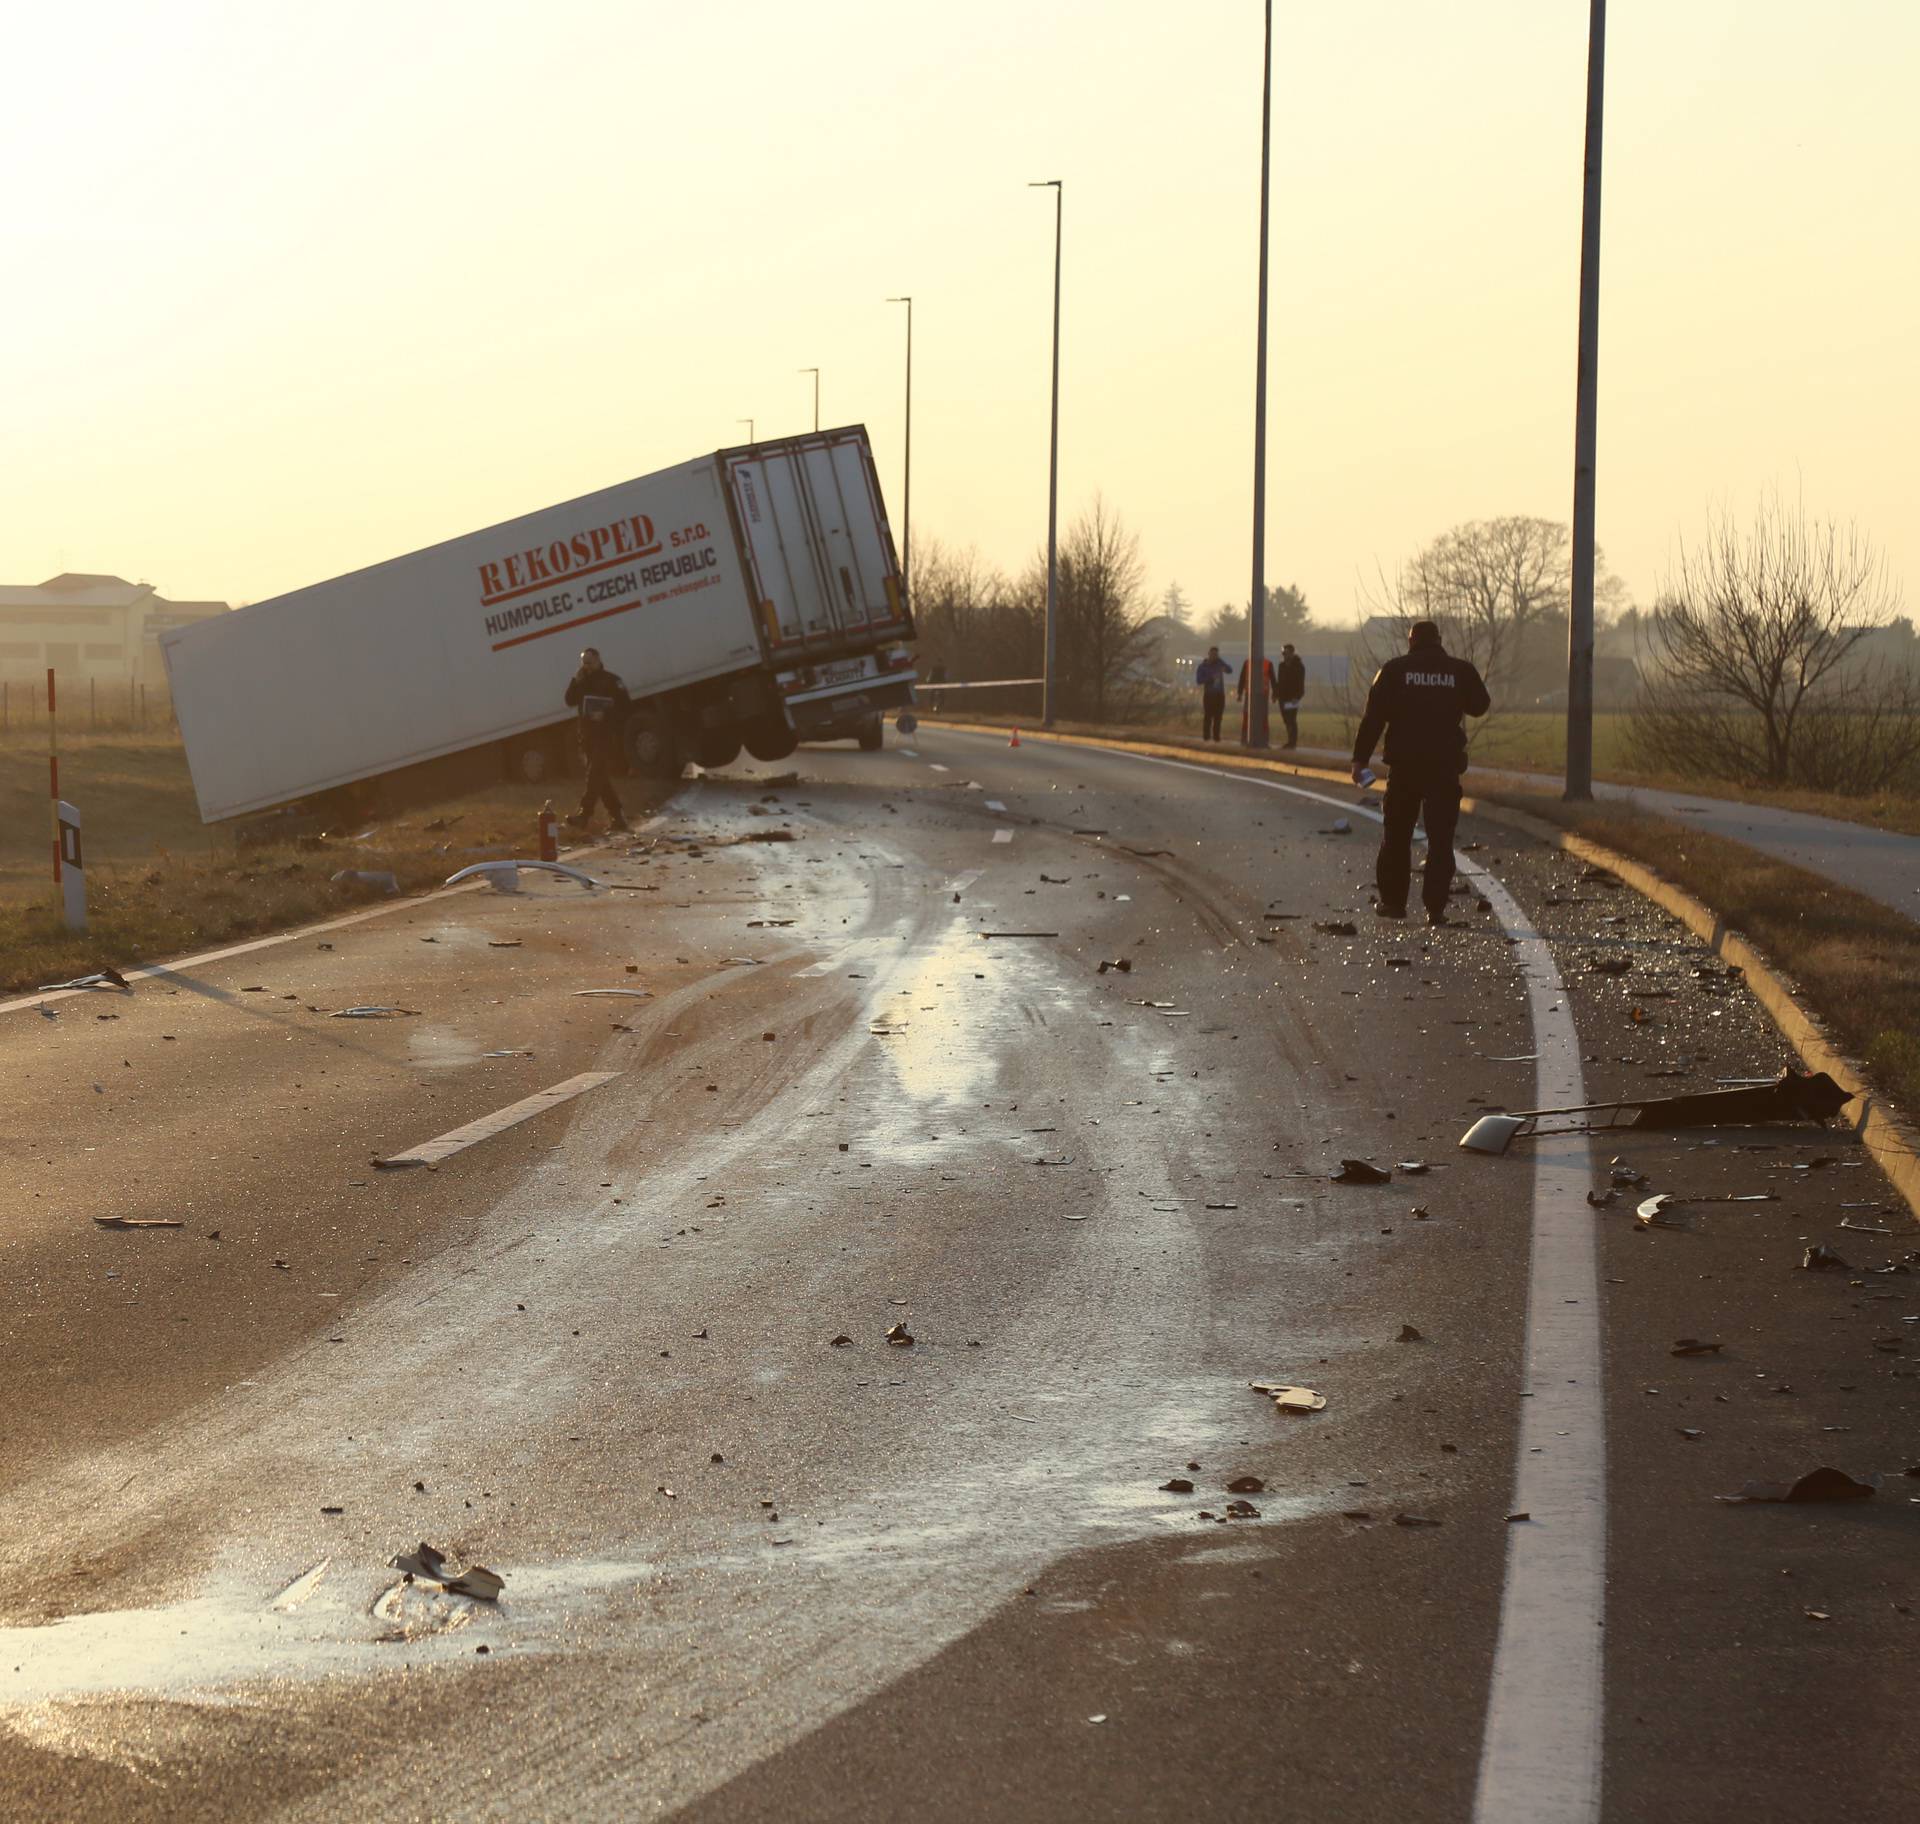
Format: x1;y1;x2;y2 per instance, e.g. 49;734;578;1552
1005;736;1607;1824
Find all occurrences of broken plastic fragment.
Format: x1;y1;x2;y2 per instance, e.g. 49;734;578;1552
1333;1160;1392;1185
1250;1381;1326;1414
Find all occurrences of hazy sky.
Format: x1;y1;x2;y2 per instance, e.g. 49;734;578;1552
5;2;1915;630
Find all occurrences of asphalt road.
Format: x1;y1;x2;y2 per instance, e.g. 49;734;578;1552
1;726;1914;1822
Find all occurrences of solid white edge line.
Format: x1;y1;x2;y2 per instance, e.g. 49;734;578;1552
379;1071;622;1166
980;735;1606;1822
1;815;670;1019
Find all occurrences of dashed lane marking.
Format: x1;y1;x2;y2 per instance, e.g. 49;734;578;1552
928;762;950;772
991;829;1013;844
984;800;1006;812
377;1072;623;1167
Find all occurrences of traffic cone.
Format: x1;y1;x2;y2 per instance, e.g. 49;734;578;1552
1009;728;1021;748
537;800;559;862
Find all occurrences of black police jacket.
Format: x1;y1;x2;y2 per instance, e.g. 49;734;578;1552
1352;645;1490;774
564;665;632;757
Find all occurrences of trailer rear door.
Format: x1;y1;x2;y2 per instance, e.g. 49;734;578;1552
723;429;907;659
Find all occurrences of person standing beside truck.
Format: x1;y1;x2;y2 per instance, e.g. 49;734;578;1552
1195;646;1231;741
1350;620;1490;926
564;647;633;833
1275;643;1306;749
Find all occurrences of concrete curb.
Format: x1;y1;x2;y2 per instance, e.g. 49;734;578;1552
932;717;1920;1228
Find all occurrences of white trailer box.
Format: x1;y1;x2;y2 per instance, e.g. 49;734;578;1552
163;428;912;822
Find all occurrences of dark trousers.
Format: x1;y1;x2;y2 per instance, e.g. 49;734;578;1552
1279;704;1299;747
1377;761;1462;915
577;748;625;823
1201;689;1225;741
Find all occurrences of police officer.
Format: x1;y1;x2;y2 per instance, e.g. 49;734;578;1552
1194;645;1231;741
563;646;633;833
1350;620;1490;925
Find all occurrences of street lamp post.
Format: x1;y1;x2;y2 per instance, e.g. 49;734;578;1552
737;417;755;445
887;297;913;618
1030;179;1062;728
1245;0;1273;750
799;368;820;433
1565;0;1606;801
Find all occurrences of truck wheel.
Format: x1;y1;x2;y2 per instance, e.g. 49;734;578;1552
742;718;799;763
857;715;884;751
691;732;742;769
625;713;684;779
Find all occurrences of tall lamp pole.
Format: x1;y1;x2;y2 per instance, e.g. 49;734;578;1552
887;296;913;617
1245;0;1273;749
1565;0;1606;801
799;367;820;433
737;417;755;445
1030;179;1062;728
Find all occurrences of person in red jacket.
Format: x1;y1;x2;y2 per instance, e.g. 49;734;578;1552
1236;653;1275;743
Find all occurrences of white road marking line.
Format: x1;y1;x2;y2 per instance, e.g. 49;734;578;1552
928;762;950;772
946;870;983;896
1004;736;1606;1823
991;829;1014;844
984;800;1006;812
899;748;920;757
378;1072;622;1166
0;815;671;1019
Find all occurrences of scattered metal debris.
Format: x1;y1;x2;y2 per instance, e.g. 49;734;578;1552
92;1215;183;1229
37;967;131;993
389;1541;506;1600
1670;1338;1725;1357
884;1321;914;1347
1397;1324;1425;1343
1160;1477;1195;1493
1096;958;1133;974
1799;1244;1849;1271
1458;1070;1857;1155
1333;1160;1392;1185
572;989;652;999
1313;920;1358;936
329;1005;422;1019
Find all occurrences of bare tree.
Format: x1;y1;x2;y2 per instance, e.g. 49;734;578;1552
1020;497;1156;720
909;539;1037;684
1631;497;1919;790
1359;516;1627;715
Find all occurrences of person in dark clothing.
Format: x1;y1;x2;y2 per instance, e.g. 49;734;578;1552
1275;643;1306;749
1195;646;1231;741
1350;621;1490;925
563;646;632;832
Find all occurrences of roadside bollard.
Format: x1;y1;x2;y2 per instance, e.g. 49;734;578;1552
58;799;86;932
537;801;559;862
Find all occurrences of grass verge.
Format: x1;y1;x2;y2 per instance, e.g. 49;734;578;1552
1490;791;1920;1116
1;731;666;994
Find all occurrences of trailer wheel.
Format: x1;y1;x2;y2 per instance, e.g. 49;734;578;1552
625;713;685;779
691;731;743;770
857;714;884;751
742;717;799;763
